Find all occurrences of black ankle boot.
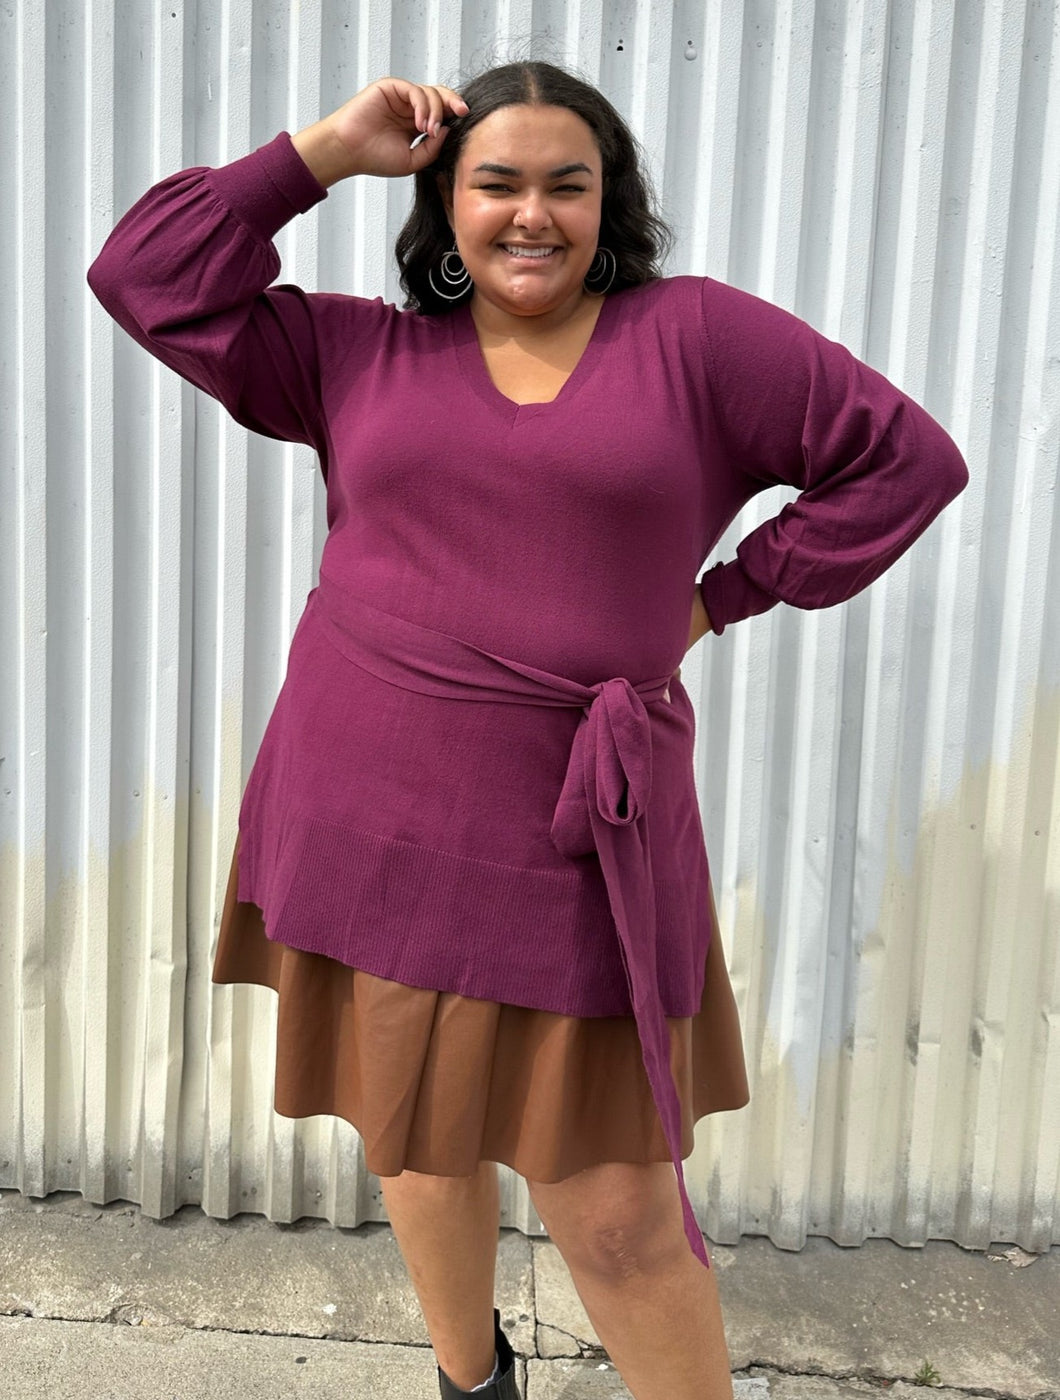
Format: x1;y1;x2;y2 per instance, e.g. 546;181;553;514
437;1308;520;1398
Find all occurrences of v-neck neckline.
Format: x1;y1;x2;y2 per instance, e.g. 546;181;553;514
451;293;619;425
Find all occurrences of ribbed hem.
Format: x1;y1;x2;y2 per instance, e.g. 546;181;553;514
204;131;328;243
237;813;709;1020
699;560;780;634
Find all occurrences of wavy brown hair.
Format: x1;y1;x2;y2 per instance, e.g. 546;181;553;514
396;61;672;314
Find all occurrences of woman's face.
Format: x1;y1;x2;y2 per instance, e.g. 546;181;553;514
442;103;604;323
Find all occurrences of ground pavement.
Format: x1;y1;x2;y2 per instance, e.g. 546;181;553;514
0;1190;1055;1399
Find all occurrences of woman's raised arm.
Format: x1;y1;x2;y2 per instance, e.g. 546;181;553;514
86;78;468;457
86;133;332;454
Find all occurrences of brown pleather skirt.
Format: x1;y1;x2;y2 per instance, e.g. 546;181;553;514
211;838;750;1180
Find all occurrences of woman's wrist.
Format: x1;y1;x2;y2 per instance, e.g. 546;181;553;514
290;121;361;188
699;561;778;635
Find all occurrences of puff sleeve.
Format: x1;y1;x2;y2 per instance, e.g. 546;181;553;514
697;278;968;633
87;132;330;464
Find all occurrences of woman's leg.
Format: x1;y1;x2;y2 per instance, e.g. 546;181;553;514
380;1161;501;1390
527;1161;732;1400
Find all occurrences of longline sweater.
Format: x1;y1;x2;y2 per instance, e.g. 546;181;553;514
87;132;969;1263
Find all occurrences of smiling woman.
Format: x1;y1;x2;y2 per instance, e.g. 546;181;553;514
439;105;603;329
87;59;967;1400
387;63;673;411
395;61;672;316
432;104;608;402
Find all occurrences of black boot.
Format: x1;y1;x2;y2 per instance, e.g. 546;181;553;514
437;1308;520;1398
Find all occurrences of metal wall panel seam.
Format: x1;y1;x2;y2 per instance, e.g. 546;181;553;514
855;568;918;1245
681;0;750;1247
170;0;214;1218
425;0;465;90
823;0;902;1244
668;0;743;277
872;0;954;393
138;0;192;1223
46;0;95;1208
709;23;819;1216
691;628;756;1243
0;0;22;1191
921;0;1023;1244
803;604;858;1240
830;584;886;1245
201;0;256;1222
1026;24;1060;1250
79;0;117;1209
279;7;328;792
1002;0;1060;1250
596;2;638;140
262;0;331;1228
625;0;672;200
271;0;380;1229
761;606;829;1250
351;4;392;300
1027;745;1060;1246
14;0;50;1202
383;0;425;292
755;0;814;311
993;2;1060;1249
99;3;154;1207
313;1;360;577
495;0;535;56
813;0;887;347
239;0;303;1231
958;0;1039;1251
559;0;605;83
167;0;210;1217
877;0;959;1248
726;613;785;1243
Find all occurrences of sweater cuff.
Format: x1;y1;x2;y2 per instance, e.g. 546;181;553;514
204;131;328;243
699;561;780;635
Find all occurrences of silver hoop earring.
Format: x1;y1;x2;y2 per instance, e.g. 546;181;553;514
427;244;473;302
584;246;617;295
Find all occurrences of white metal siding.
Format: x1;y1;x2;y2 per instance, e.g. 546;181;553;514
1;0;1057;1251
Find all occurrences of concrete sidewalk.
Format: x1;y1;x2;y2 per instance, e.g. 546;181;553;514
0;1190;1056;1399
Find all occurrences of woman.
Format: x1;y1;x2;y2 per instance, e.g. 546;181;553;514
88;62;967;1400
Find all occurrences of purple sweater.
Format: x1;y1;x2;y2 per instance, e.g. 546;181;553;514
87;132;968;1262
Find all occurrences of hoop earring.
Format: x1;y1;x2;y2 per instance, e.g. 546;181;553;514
427;244;473;302
584;246;617;295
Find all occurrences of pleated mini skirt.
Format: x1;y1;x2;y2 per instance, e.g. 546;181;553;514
211;837;750;1180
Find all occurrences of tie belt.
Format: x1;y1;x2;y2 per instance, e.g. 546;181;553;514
314;572;709;1268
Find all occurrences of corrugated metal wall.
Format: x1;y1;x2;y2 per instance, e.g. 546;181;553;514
2;0;1057;1251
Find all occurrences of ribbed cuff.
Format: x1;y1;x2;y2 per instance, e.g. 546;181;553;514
204;131;328;243
699;560;780;635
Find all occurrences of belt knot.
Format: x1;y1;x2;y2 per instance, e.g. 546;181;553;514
550;677;654;858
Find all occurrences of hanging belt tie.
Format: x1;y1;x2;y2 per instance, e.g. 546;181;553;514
314;573;709;1268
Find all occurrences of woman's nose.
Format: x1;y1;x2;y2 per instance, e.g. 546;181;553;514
513;197;552;232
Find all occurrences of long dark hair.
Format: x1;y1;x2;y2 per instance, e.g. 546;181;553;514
396;61;673;314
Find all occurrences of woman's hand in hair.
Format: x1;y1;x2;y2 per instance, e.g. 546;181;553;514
292;78;469;188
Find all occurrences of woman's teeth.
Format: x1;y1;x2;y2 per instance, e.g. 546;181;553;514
503;245;556;258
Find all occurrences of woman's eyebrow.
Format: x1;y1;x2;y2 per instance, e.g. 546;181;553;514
471;161;594;178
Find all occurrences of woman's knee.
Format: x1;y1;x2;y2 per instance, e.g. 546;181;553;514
528;1162;688;1281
